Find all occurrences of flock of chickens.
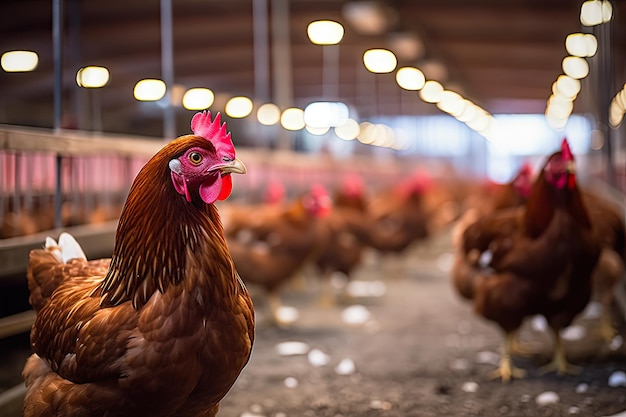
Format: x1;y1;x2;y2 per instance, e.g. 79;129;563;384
16;112;625;416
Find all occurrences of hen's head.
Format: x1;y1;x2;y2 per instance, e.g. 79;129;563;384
169;111;246;204
544;138;576;190
512;162;534;198
340;174;365;198
303;183;332;218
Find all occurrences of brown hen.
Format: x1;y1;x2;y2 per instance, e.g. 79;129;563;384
23;112;254;417
452;139;602;382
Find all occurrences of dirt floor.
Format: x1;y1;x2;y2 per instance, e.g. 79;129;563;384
2;230;626;417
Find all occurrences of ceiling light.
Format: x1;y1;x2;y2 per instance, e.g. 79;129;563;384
436;90;465;116
304;101;349;128
305;125;330;135
562;56;589;79
334;118;360;140
76;66;110;88
307;20;344;45
419;80;444;103
580;0;613;26
280;108;305;130
257;103;281;125
1;50;38;72
565;33;597;57
225;96;253;118
553;75;581;99
395;67;426;91
357;122;376;144
547;95;574;119
456;100;478;123
182;88;214;110
363;49;397;73
134;79;166;101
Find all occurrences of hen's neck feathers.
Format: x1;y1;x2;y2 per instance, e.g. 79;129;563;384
523;163;591;239
97;136;231;309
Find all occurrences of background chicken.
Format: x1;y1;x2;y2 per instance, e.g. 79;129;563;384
582;189;626;344
22;111;254;417
313;174;371;304
452;162;534;252
226;183;332;325
364;170;434;255
451;139;602;382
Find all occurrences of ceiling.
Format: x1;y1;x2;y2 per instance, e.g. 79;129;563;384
1;0;625;139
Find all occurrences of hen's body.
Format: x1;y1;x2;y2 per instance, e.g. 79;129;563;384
583;190;626;341
23;118;254;417
452;140;602;381
364;185;430;254
313;181;370;303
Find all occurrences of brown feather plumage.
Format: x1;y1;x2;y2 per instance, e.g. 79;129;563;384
23;133;254;417
451;141;602;380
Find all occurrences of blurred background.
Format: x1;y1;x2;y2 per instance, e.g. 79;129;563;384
1;0;626;415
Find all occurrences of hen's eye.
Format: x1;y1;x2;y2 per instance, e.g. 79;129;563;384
188;152;203;165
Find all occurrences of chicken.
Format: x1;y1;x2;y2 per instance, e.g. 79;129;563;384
451;139;602;382
452;163;534;249
220;180;286;237
364;170;432;254
583;189;626;343
226;183;332;325
313;175;370;304
22;111;254;417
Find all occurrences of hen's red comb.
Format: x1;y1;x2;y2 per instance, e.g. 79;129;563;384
561;137;574;161
518;162;533;176
191;111;235;155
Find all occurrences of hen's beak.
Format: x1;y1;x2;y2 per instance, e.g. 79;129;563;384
219;157;247;175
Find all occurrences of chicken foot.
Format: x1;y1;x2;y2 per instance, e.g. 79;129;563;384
488;331;527;382
538;329;581;376
597;307;616;344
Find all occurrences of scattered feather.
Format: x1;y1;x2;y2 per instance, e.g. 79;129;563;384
307;349;330;367
608;371;626;388
341;305;371;325
284;377;299;388
275;306;299;324
461;381;479;393
575;383;589;394
535;391;560;406
335;358;356;375
475;350;500;365
275;341;310;356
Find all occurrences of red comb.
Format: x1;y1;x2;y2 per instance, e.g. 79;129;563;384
519;162;533;176
191;111;235;156
561;138;573;161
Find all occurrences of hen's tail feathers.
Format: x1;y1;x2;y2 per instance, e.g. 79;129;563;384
57;232;87;263
28;233;87;312
44;233;86;264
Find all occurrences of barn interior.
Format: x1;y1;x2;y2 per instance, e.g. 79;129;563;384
1;1;626;416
